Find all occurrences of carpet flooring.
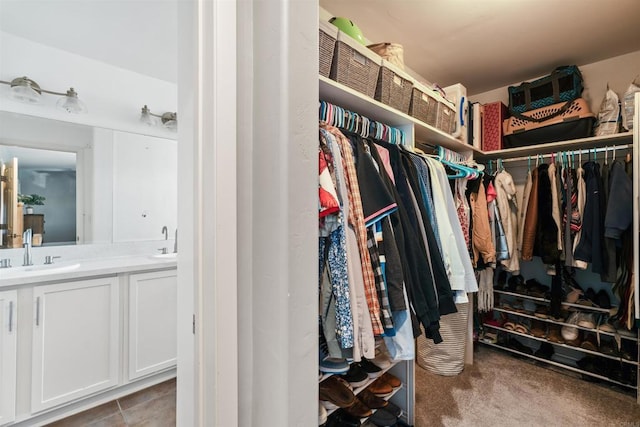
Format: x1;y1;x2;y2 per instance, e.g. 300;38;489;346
415;345;640;427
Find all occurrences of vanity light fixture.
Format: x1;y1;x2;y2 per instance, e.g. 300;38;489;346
0;76;88;114
140;105;177;131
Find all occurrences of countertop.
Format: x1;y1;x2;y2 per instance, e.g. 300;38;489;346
0;253;177;288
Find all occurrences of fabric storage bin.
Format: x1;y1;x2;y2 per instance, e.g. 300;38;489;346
417;302;469;376
503;98;595;148
436;97;456;135
374;59;413;113
330;31;381;98
408;81;439;127
482;101;508;151
319;20;338;78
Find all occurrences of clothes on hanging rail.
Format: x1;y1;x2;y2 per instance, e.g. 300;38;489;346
318;121;478;351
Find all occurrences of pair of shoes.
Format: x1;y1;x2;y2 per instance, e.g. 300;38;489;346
326;409;362;427
530;320;547;338
547;325;565;344
525;279;549;298
576;313;596;329
507;274;526;293
366;372;401;397
340;363;369;388
561;312;580;341
507;338;532;355
371;344;393;370
368;407;400;426
320;376;356;410
534;305;549;319
319;342;349;374
534;342;554;360
580;333;598;352
359;359;384;379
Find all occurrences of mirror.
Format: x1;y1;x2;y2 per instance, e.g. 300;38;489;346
1;1;178;251
0;111;177;249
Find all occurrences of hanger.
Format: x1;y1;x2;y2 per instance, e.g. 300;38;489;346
436;146;480;179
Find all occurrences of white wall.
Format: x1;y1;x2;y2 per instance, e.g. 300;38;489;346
112;131;177;243
471;50;640;116
0;31;176;139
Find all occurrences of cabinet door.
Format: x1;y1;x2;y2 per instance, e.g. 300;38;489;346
31;277;119;412
0;290;17;424
128;270;177;380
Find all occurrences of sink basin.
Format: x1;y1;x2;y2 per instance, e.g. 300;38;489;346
150;253;177;260
1;262;81;279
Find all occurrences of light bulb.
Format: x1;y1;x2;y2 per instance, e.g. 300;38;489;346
9;77;41;103
56;88;87;114
140;105;157;126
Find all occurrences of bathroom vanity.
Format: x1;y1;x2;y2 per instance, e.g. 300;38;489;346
0;252;177;426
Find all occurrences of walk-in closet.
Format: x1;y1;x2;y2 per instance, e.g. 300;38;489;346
316;2;640;426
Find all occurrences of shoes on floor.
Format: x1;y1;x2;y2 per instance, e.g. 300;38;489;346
534;305;549;319
525;279;549;298
319;376;356;410
340;363;369;388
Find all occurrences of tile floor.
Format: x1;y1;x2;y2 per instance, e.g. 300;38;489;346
47;378;176;427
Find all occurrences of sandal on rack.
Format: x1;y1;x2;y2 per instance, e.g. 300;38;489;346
503;321;517;331
514;323;531;335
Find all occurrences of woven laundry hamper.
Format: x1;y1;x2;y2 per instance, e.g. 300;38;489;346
416;302;469;376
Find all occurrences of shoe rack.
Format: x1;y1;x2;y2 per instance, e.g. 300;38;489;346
319;360;414;424
481;286;638;390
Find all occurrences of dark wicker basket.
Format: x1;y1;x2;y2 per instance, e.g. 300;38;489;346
374;61;413;113
437;101;456;135
319;21;338;78
409;84;438;127
330;32;381;98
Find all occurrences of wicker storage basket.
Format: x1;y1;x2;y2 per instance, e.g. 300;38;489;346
330;31;381;98
408;81;439;127
374;59;413;113
437;97;456;135
319;20;338;78
503;98;595;148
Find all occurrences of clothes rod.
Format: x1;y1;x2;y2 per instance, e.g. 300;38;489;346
495;144;632;163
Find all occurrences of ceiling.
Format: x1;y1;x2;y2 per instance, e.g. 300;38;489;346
320;0;640;95
1;1;639;95
0;0;177;83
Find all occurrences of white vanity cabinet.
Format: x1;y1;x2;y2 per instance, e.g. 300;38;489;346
0;290;17;425
127;270;177;380
30;277;120;413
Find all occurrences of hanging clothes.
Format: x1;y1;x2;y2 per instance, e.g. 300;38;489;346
494;169;519;274
571;163;587;269
322;128;374;360
521;166;540;260
573;161;606;275
534;163;561;265
424;156;478;296
323;124;385;336
517;167;533;256
548;161;563;253
467;177;496;267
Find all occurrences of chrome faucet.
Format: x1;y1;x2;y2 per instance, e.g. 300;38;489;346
173;228;178;253
162;225;168;240
23;228;33;266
